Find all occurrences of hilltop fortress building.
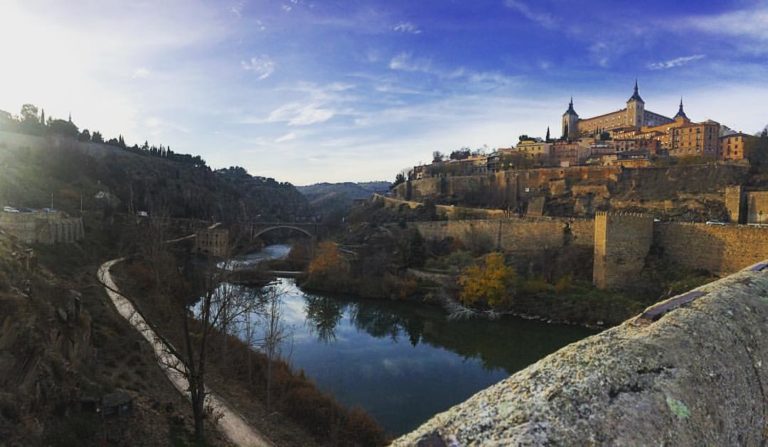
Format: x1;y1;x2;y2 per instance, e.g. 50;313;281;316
562;81;675;140
561;81;733;159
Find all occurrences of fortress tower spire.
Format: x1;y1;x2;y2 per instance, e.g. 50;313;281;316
628;79;644;103
626;79;645;128
674;97;689;121
562;97;579;140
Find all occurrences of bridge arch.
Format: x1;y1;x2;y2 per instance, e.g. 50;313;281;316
252;225;314;239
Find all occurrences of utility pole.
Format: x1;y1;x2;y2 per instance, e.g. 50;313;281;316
50;193;54;210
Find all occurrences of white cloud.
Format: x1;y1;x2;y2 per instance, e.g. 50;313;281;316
389;52;432;72
393;22;421;34
588;42;612;68
229;1;244;18
275;132;297;143
241;55;276;80
682;7;768;42
648;54;705;70
132;67;151;79
267;102;335;126
504;0;558;29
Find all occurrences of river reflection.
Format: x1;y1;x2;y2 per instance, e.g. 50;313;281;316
218;244;291;270
242;274;594;436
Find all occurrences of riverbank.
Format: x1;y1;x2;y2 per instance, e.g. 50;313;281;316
193;244;595;435
113;255;388;446
98;258;272;447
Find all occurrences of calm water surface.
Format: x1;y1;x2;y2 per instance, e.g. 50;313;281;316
235;245;595;436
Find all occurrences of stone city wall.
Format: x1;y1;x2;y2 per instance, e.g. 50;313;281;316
411;217;594;252
374;195;507;220
410;211;768;288
746;191;768;224
655;222;768;275
396;166;622;204
592;212;654;289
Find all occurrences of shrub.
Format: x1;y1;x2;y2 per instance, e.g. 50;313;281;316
458;252;516;308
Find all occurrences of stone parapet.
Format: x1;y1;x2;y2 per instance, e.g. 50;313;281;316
394;263;768;446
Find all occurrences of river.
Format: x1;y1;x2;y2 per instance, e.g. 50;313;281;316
228;245;595;436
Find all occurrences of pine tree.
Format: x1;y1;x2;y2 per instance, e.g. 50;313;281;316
545;126;550;142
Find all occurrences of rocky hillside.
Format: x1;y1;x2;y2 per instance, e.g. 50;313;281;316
0;131;310;222
0;231;230;446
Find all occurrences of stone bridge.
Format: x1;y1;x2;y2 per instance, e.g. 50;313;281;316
246;222;322;240
394;261;768;446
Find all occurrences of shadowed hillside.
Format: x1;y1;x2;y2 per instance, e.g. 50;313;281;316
0;132;310;222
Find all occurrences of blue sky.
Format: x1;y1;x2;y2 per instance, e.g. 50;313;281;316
1;0;767;184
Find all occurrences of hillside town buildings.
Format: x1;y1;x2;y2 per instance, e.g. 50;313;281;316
410;81;766;179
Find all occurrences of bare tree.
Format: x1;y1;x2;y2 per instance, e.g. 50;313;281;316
156;235;260;443
260;282;290;410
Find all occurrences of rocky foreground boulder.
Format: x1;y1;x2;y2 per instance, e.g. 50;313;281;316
394;262;768;446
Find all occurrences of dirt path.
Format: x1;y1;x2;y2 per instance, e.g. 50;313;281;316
98;255;273;447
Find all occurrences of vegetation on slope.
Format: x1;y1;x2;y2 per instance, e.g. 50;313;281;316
0;136;310;222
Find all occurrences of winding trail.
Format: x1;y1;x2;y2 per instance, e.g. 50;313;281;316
97;226;272;447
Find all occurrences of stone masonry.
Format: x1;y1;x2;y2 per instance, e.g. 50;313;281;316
0;210;84;244
592;212;654;289
394;264;768;446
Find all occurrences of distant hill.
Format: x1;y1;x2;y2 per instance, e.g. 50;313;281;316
297;181;390;216
0;130;310;222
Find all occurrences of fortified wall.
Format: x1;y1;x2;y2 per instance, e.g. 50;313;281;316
394;263;768;445
593;212;654;289
397;166;622;205
411;213;768;288
0;211;84;244
723;185;768;224
655;223;768;275
411;217;595;252
397;164;751;217
374;194;507;220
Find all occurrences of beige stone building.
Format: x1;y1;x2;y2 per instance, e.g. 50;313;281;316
668;120;720;158
516;140;552;164
720;133;760;161
551;139;592;166
562;82;674;140
0;209;84;244
194;228;230;257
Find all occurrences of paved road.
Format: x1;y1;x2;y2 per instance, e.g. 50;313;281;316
97;225;272;447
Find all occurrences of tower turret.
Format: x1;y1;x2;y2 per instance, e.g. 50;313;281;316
626;79;645;128
674;97;689;121
562;97;579;140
